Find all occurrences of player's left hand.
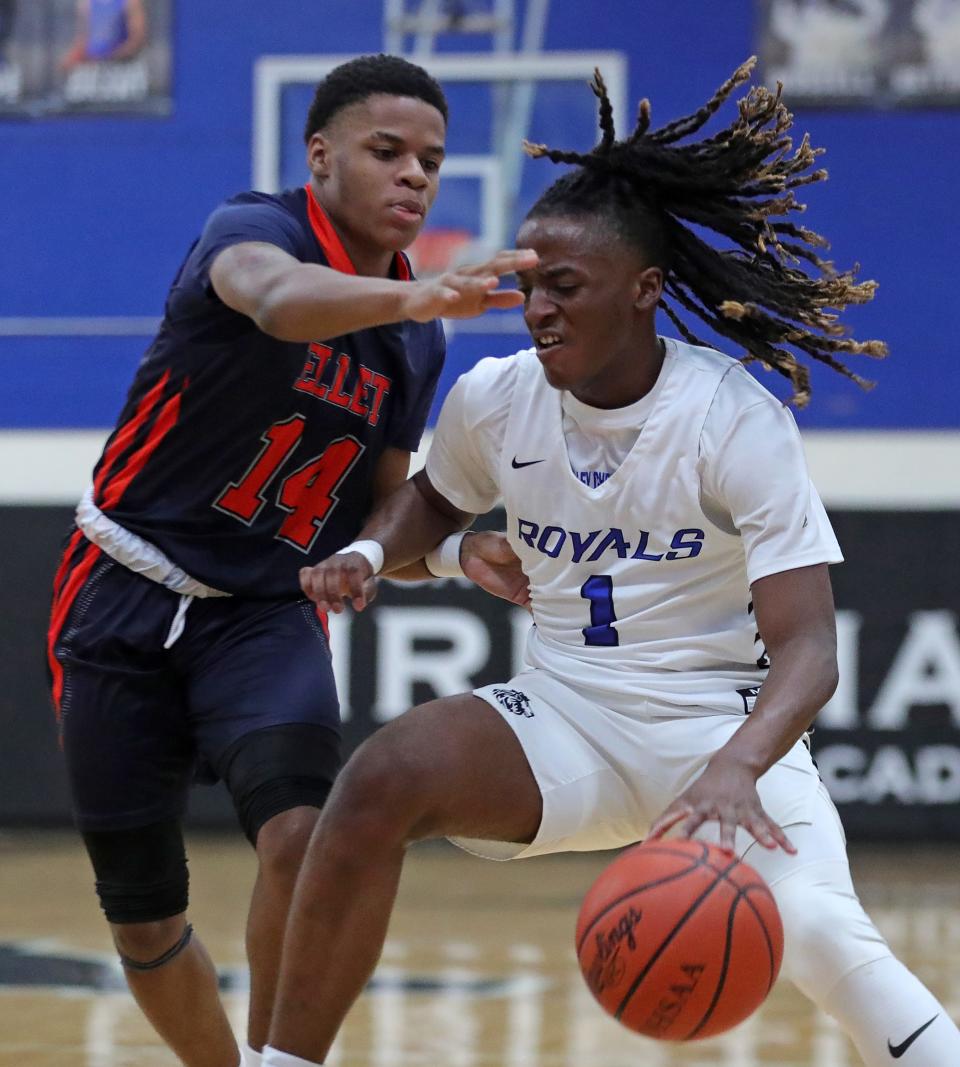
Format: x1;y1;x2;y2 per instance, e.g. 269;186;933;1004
461;531;531;610
646;755;796;855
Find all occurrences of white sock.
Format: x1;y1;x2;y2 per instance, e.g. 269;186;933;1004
823;956;960;1066
241;1043;263;1067
261;1045;323;1067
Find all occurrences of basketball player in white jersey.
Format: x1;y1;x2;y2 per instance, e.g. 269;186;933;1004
263;62;960;1067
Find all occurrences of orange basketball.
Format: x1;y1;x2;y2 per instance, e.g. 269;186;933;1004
576;839;783;1041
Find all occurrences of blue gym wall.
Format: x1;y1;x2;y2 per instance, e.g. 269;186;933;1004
1;0;958;430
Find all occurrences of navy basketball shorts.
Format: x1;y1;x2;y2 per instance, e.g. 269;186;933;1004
47;536;340;833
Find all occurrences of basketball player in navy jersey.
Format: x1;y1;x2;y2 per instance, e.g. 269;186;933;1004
48;54;534;1067
263;64;960;1067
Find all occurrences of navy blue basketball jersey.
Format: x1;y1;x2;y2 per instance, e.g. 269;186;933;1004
89;185;445;598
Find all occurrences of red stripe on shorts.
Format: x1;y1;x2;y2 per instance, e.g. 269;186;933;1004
47;542;102;719
51;528;85;608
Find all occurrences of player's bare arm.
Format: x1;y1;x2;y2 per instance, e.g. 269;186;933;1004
371;446;414;507
300;468;529;613
369;446;458;588
365;449;526;601
648;563;838;853
365;447;436;584
210;242;537;343
299;470;465;612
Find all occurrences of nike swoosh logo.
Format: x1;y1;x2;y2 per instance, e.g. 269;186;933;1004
511;457;545;469
888;1014;938;1058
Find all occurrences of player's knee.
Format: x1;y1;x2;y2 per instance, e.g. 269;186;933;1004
82;820;188;925
327;742;431;849
111;915;189;966
255;806;321;888
218;724;340;846
773;861;891;997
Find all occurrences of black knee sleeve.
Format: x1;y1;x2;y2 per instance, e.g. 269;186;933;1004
82;819;188;924
216;723;341;846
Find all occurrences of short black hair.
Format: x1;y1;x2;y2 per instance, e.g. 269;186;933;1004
303;53;448;143
524;62;887;406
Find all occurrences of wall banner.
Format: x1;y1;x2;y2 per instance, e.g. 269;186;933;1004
1;507;958;837
759;0;960;107
0;0;172;116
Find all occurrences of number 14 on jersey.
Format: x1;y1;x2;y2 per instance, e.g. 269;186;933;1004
215;415;364;552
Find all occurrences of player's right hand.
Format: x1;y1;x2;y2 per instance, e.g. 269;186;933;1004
646;756;796;855
401;249;538;322
299;553;378;614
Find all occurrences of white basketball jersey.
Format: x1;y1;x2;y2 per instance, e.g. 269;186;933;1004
426;337;842;717
498;345;786;715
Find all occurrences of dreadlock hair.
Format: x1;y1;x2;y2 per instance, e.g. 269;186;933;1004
523;59;887;406
303;54;448;143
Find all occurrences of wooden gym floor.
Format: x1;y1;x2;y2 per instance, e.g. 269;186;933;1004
0;831;957;1066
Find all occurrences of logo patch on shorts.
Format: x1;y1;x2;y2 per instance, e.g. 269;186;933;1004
492;688;534;717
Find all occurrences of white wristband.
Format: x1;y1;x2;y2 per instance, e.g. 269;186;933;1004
424;532;467;579
335;539;384;575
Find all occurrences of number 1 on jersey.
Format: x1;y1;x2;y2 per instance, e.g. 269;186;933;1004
216;415;305;523
580;574;619;647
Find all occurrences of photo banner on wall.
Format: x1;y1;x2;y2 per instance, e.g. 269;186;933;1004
1;505;958;837
759;0;960;107
0;0;172;116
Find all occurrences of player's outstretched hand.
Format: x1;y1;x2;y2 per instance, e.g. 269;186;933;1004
461;531;531;610
645;755;797;855
401;249;538;323
299;553;378;615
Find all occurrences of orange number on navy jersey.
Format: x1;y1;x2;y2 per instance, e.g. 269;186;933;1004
215;415;306;523
276;436;364;551
215;417;365;551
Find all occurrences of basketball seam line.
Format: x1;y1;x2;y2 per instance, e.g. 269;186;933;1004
624;870;779;1037
737;883;779;994
693;858;781;967
684;889;741;1039
685;879;779;1039
575;842;710;956
612;854;740;1021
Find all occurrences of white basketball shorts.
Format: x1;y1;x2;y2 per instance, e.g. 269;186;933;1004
451;668;820;862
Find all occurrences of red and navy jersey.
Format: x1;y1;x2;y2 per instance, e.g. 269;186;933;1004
89;185;445;598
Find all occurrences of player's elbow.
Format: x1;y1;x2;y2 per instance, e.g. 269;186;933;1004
800;635;839;708
770;630;839;711
213;246;313;342
819;648;840;704
253;285;311;342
